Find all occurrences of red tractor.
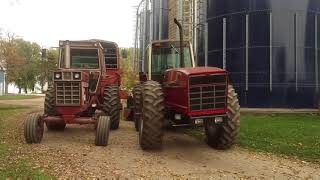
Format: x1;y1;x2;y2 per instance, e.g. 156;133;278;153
24;40;122;146
129;19;240;150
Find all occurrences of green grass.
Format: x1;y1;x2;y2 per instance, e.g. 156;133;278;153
188;113;320;163
0;105;54;179
0;160;53;180
0;95;41;100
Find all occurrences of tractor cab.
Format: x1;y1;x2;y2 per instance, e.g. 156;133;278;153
56;41;105;94
143;40;195;83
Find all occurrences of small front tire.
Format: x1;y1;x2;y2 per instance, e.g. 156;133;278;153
24;113;44;144
95;116;111;146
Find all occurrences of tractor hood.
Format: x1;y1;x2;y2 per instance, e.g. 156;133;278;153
168;67;227;76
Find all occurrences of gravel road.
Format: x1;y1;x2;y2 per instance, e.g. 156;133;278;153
1;98;319;179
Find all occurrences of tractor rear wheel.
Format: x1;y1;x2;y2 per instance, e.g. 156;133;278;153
133;85;142;132
44;86;58;116
103;86;121;130
204;85;240;149
24;113;44;144
139;81;164;150
44;86;66;131
95;116;111;146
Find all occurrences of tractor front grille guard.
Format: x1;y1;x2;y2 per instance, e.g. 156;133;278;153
189;74;227;112
56;82;81;105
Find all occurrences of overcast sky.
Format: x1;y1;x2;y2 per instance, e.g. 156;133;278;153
0;0;141;48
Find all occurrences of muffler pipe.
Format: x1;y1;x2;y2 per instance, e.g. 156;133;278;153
64;41;71;69
174;18;185;68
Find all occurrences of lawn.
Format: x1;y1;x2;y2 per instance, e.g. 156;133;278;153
0;95;41;100
0;105;53;179
188;113;320;163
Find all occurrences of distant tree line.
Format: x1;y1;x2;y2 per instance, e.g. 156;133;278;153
120;48;138;90
0;31;58;94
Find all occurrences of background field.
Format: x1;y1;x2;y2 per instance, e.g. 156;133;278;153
189;113;320;163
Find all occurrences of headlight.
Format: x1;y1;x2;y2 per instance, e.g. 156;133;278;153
54;72;62;80
73;72;81;80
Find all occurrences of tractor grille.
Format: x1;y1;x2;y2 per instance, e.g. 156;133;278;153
56;82;81;105
189;74;227;111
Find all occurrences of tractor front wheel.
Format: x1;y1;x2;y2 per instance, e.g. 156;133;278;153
103;86;121;130
24;113;44;144
204;85;240;149
139;81;164;150
95;116;111;146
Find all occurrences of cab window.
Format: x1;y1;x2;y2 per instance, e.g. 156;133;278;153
70;48;99;69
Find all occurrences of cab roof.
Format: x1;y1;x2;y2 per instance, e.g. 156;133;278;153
59;39;118;49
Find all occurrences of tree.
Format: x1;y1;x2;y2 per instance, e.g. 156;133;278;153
121;49;128;59
0;32;23;94
13;39;41;93
0;31;57;94
37;48;58;92
120;48;138;90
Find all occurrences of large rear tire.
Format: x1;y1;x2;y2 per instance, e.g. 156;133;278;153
139;81;164;150
204;85;240;149
133;85;142;132
24;113;44;144
103;86;121;130
44;86;58;116
95;116;111;146
44;86;66;131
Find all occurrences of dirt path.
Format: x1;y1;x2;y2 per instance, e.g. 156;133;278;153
2;99;320;179
0;97;44;109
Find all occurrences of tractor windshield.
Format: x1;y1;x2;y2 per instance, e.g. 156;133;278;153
70;49;99;69
151;45;192;74
60;48;100;69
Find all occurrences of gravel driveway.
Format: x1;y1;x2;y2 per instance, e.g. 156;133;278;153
1;98;319;179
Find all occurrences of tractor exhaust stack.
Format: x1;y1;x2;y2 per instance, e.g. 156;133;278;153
174;18;185;68
64;41;71;69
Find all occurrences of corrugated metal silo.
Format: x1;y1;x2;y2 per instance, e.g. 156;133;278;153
204;0;320;108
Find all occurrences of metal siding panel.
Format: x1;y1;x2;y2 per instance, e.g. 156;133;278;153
227;49;246;87
207;0;319;108
227;14;246;49
208;18;223;51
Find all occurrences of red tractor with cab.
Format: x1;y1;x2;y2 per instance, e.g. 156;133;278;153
129;19;240;150
24;40;122;146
